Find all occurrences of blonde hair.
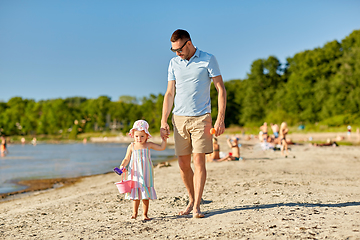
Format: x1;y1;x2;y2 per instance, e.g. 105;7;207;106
280;122;287;131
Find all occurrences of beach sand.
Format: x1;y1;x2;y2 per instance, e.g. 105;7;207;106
1;135;360;239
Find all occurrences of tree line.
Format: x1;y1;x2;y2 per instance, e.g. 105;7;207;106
1;30;359;137
215;29;360;128
0;95;164;137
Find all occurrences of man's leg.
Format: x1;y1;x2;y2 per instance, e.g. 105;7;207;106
178;154;194;215
193;152;206;217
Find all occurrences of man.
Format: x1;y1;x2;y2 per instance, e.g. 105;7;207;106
160;29;226;218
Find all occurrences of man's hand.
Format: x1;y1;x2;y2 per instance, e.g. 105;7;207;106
160;123;170;140
213;120;225;137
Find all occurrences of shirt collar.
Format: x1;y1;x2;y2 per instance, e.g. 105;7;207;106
180;47;200;62
194;47;200;58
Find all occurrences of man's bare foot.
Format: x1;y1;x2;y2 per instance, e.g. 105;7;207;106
179;204;193;215
193;212;205;218
193;207;205;218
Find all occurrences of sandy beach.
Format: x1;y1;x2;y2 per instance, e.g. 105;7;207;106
1;134;360;239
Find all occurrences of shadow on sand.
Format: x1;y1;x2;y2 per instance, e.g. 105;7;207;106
206;201;360;217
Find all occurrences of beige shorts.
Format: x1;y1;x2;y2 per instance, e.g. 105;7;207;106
172;113;213;156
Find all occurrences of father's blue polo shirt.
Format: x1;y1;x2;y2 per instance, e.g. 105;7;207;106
168;48;221;116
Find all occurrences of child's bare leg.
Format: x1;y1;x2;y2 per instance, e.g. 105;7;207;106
281;140;285;156
132;200;140;219
142;199;151;220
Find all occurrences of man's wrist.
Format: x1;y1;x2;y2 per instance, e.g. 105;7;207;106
160;120;167;127
216;118;225;125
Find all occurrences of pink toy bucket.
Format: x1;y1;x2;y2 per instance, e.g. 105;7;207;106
115;180;134;194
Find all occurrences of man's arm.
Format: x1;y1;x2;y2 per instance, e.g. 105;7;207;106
212;75;226;137
160;80;175;139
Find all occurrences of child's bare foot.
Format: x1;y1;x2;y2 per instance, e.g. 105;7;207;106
131;213;137;219
179;203;193;215
143;215;151;221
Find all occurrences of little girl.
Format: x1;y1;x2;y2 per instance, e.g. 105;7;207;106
119;120;167;220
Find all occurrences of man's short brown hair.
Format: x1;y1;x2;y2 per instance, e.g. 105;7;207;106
171;29;191;42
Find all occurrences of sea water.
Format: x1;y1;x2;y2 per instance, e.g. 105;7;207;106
0;143;175;194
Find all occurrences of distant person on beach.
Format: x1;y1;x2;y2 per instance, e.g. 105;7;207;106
258;131;264;142
1;136;9;157
31;137;37;146
260;122;268;142
206;138;220;162
160;29;226;218
279;122;289;157
119;120;167;220
270;123;279;139
311;138;338;147
334;135;344;142
217;137;241;161
347;125;352;140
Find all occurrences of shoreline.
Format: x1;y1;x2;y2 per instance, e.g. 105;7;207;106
0;176;86;201
1;131;358;202
0;159;178;202
5;131;360;145
0;138;176;200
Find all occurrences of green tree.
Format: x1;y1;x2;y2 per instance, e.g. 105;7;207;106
1;97;27;135
20;100;40;135
139;94;164;133
93;96;111;130
37;99;73;134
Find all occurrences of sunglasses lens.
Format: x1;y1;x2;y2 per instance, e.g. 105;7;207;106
170;40;188;53
170;48;181;53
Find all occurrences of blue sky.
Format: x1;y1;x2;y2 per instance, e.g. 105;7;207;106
1;0;359;102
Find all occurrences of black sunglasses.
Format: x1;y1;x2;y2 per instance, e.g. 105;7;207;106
170;39;190;53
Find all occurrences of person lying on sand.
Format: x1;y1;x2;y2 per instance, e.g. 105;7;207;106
311;139;338;147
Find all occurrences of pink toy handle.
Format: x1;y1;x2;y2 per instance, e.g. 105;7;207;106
113;167;126;176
